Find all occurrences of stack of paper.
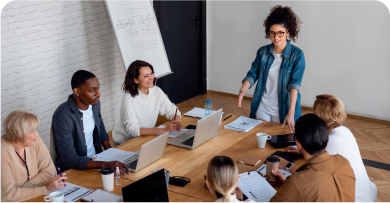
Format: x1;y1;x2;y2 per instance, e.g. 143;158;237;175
81;189;123;202
238;171;276;202
157;125;189;138
224;116;263;132
184;107;212;118
93;148;138;164
184;107;226;119
57;182;93;202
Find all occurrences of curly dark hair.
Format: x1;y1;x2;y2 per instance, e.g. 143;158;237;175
263;5;302;42
122;60;157;97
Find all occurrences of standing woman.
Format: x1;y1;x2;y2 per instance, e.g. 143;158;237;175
238;5;305;132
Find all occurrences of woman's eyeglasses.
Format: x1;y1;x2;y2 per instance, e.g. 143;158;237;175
270;31;285;38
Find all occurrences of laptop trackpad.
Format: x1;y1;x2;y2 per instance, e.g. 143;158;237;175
179;129;196;140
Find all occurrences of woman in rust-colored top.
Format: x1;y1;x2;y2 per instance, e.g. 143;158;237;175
269;114;355;202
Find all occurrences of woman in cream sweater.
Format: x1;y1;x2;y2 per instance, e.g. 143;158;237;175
112;60;182;146
1;111;67;202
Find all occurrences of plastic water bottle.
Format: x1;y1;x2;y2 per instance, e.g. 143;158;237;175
205;100;213;117
115;166;121;185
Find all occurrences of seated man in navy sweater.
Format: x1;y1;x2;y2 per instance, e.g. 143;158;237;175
52;70;129;175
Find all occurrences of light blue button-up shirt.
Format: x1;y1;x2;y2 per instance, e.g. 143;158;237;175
243;40;305;122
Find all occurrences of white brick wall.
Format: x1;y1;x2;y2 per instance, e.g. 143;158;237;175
1;1;126;148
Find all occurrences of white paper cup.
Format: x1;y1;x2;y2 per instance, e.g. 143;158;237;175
44;191;64;202
256;133;271;148
101;167;114;191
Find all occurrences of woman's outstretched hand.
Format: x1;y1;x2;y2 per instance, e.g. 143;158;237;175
238;80;251;108
282;113;295;132
238;91;245;108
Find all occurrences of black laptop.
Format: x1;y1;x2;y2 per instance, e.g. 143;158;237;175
267;133;296;148
122;169;169;202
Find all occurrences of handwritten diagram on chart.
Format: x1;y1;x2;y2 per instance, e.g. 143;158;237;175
112;1;158;52
105;0;172;78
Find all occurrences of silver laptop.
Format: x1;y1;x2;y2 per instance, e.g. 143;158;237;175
126;132;169;172
167;109;223;149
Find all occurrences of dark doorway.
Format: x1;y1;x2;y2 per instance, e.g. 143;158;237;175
153;1;206;104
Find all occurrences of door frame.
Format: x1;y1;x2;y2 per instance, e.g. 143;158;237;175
153;1;207;95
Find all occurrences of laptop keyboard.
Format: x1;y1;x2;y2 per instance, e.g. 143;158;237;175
127;159;138;170
181;136;194;146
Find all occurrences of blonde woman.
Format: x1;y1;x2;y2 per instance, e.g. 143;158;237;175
206;156;254;202
1;111;67;202
282;95;377;202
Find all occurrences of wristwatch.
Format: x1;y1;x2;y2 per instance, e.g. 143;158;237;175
286;162;294;171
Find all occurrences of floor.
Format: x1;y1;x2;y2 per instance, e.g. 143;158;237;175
109;91;390;202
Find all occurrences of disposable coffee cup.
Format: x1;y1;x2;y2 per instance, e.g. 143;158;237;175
44;191;64;202
101;167;114;191
256;133;272;148
266;156;280;181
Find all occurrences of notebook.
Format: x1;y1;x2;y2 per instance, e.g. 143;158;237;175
156;125;189;138
238;171;276;202
237;154;261;166
224;116;263;132
184;107;227;118
56;182;93;202
270;151;301;163
92;148;138;163
81;189;122;202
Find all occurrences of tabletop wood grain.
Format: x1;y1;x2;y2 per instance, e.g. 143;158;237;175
25;115;304;202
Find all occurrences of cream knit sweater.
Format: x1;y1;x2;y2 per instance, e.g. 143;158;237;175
112;86;181;144
1;136;56;202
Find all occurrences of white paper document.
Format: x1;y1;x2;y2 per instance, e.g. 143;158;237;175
224;116;263;132
255;164;292;178
93;148;138;164
57;182;93;202
238;171;277;202
184;107;213;118
157;125;189;138
81;189;123;202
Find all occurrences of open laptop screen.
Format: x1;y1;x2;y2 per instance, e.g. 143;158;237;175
122;169;168;202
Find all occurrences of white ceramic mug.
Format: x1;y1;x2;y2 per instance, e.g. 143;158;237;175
256;133;271;148
44;191;64;202
101;167;114;191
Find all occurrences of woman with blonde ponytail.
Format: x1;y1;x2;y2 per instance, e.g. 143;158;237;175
206;156;254;202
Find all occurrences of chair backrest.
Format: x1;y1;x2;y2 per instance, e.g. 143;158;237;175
49;128;56;163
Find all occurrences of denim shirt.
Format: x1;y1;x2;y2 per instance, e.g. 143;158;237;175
243;41;305;122
52;95;109;171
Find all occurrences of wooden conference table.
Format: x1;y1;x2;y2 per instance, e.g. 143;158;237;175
27;114;304;202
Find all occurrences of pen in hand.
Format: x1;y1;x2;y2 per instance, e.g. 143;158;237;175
57;167;66;186
174;108;177;121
